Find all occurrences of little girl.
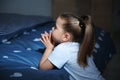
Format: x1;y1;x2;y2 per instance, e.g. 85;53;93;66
39;13;105;80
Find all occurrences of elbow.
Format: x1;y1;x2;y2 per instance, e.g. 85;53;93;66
39;60;54;70
39;61;45;70
39;63;49;70
39;63;45;70
39;63;54;70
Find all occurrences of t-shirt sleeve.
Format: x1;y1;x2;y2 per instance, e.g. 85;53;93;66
48;44;69;69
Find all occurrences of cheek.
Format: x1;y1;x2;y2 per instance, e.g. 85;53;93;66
51;31;56;39
52;31;60;40
51;32;58;42
52;30;57;35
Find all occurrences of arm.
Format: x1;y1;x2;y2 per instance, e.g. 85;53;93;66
39;31;55;70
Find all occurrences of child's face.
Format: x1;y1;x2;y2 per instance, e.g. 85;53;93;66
51;17;66;43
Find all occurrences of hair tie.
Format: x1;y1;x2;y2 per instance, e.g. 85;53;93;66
80;24;84;29
79;20;85;29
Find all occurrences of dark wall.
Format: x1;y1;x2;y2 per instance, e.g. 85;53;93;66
0;0;52;16
52;0;114;33
113;0;120;31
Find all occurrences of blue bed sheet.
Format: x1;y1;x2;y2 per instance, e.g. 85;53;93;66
0;13;69;80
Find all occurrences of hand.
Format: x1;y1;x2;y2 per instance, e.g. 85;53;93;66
40;31;55;50
39;31;55;70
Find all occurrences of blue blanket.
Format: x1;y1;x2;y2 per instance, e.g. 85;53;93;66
0;13;69;80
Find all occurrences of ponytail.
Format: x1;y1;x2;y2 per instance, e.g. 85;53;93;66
57;13;95;67
77;15;95;67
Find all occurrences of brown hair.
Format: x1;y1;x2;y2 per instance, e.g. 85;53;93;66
58;13;95;67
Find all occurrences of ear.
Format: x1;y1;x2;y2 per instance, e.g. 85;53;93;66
62;32;71;42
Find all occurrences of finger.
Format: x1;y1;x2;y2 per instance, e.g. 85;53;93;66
41;35;47;43
44;33;49;41
40;38;46;45
49;32;52;40
45;31;49;36
40;38;44;43
41;35;46;42
41;33;44;37
45;31;51;39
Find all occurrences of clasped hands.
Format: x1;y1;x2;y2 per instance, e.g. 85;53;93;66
40;31;55;50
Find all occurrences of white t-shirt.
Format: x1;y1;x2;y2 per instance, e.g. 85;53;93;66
48;42;105;80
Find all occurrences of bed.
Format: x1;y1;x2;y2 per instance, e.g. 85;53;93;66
0;13;116;80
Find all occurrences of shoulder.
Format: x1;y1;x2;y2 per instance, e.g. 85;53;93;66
53;42;79;54
56;42;79;49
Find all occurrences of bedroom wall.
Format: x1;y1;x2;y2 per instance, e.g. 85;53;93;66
52;0;113;33
113;0;120;32
0;0;52;16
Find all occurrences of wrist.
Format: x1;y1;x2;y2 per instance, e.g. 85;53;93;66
46;47;54;51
